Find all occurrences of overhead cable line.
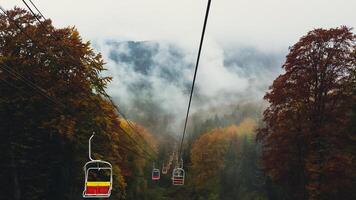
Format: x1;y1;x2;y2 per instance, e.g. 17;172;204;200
178;0;212;160
25;0;46;20
0;67;153;161
0;75;29;97
0;7;66;108
0;64;64;107
108;97;158;156
117;124;156;161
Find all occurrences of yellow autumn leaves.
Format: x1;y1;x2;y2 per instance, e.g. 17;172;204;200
190;118;257;189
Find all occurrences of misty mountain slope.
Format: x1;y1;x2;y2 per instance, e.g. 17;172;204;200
95;40;284;134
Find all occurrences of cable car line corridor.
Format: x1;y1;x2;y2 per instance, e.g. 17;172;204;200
0;0;355;200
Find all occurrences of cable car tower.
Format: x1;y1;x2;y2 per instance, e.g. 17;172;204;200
83;133;113;198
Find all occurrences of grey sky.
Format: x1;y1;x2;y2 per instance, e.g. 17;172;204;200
3;0;356;51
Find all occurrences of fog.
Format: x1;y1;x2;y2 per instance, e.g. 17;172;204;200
94;39;284;134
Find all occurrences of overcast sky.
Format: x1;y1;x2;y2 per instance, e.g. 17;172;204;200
3;0;356;51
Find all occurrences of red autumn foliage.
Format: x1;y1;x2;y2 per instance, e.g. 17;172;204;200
257;27;356;200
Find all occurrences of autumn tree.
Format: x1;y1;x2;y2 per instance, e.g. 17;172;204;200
118;120;160;200
191;127;230;192
257;27;356;200
190;118;264;199
0;8;127;199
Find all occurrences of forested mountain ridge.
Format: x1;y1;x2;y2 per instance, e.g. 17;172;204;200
95;40;283;136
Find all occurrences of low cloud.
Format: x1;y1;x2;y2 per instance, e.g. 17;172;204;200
94;39;284;135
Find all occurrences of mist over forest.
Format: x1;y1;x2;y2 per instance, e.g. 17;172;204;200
95;40;284;134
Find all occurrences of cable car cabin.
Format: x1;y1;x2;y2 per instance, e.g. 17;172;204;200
172;168;185;186
83;160;113;198
152;169;161;181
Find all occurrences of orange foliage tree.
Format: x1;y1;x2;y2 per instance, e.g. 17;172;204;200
190;119;257;193
117;119;158;199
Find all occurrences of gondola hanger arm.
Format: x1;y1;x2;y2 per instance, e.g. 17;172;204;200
89;132;95;161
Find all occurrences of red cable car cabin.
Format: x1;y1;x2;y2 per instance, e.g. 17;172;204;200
152;168;161;181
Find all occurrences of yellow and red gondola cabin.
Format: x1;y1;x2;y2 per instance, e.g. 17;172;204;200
83;160;113;198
